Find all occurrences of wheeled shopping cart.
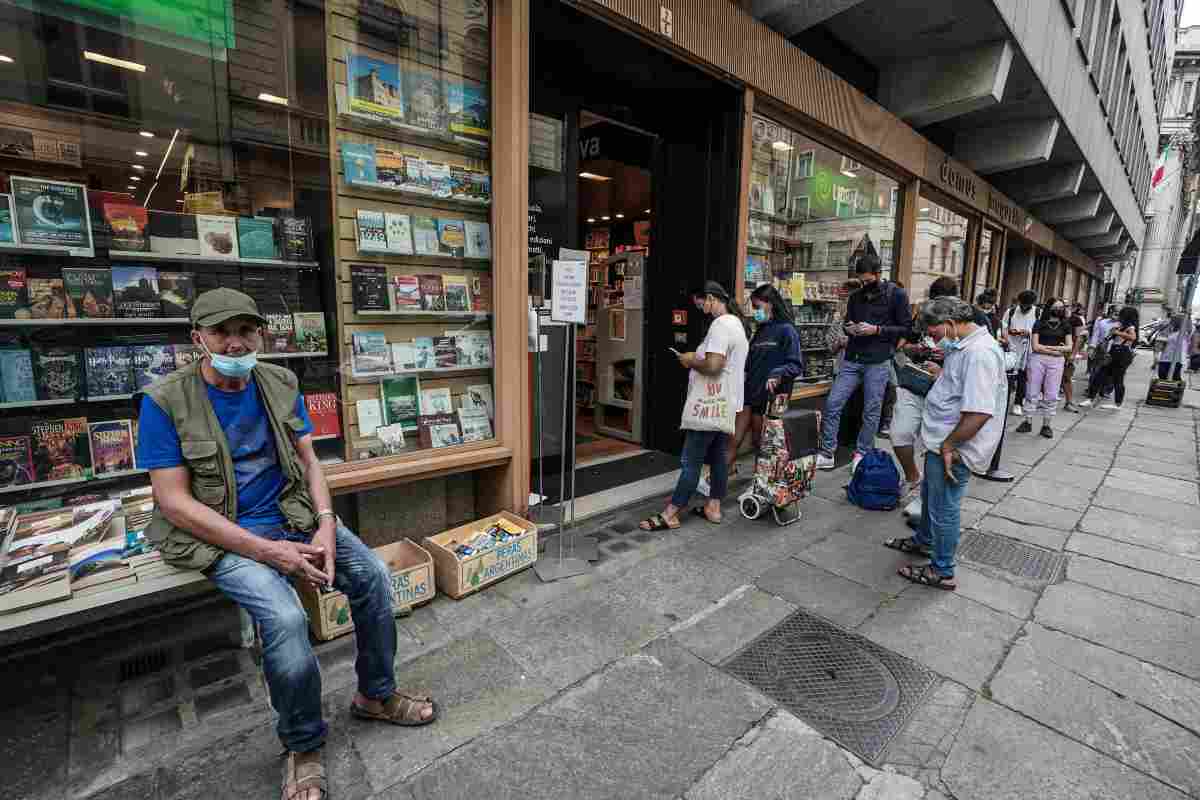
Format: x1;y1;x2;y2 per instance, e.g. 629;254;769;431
737;393;819;526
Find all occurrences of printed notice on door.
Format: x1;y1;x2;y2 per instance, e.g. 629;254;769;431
551;259;586;324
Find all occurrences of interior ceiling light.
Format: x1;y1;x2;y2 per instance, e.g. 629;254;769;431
771;141;794;151
257;92;289;106
129;175;141;181
139;130;155;138
127;185;136;190
601;215;611;220
644;209;651;213
153;128;179;181
615;213;625;218
131;164;144;170
586;217;596;223
135;150;148;157
0;55;13;64
579;172;612;181
84;51;145;73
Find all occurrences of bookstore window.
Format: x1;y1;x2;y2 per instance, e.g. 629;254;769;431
912;190;971;303
745;112;902;391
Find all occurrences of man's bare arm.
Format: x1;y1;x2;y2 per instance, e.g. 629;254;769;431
944;411;991;450
295;434;333;515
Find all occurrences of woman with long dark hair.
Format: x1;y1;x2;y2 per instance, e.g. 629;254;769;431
1081;306;1139;409
727;284;804;472
1016;297;1072;438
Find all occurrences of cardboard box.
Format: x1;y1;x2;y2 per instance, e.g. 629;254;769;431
422;511;537;600
297;539;435;641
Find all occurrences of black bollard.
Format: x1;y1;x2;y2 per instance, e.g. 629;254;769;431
976;371;1015;482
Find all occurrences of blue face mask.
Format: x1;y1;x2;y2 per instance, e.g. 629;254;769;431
752;307;768;323
201;339;258;378
937;324;959;352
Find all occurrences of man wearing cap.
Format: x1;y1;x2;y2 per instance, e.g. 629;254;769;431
816;253;911;472
135;289;436;800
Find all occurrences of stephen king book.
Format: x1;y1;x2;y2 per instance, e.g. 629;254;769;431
88;420;135;477
30;417;91;483
62;268;114;318
111;265;160;318
305;392;341;438
84;346;134;399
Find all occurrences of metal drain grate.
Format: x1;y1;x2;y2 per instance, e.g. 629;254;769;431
957;531;1067;583
722;611;938;764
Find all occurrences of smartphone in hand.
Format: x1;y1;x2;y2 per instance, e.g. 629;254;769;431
668;347;681;356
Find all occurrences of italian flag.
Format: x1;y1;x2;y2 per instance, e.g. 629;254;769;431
1151;142;1171;191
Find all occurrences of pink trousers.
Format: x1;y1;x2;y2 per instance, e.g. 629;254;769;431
1024;353;1065;419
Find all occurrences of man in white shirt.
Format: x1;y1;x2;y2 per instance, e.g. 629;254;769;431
999;290;1037;415
640;281;748;531
887;297;1006;590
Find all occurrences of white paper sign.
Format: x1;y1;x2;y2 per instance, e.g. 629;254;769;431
551;259;587;324
558;247;589;263
624;275;643;310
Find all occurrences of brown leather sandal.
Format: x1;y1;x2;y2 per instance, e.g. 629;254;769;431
281;752;327;800
350;690;439;727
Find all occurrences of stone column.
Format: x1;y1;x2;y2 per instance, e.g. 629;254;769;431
1135;147;1190;319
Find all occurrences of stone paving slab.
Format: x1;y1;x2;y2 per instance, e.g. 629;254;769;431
1036;582;1200;680
942;699;1188;800
976;515;1070;550
1035;449;1116;470
1067;555;1200;616
1116;442;1198;467
1078;507;1200;554
1113;454;1199;481
599;548;748;622
991;636;1200;796
404;640;774;800
964;476;1012;503
1121;429;1196;454
881;681;974;772
793;532;913;594
1104;467;1199;505
668;586;795;666
1066;532;1200;585
988;496;1082;531
857;590;1021;689
958;496;992;529
1022;464;1108;491
756;557;890;629
951;566;1037;619
1089;487;1200;528
1008;477;1094;511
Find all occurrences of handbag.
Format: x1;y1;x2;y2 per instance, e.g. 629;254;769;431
680;374;737;434
1002;348;1021;374
897;361;936;397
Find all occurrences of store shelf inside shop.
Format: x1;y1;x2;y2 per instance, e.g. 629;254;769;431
109;250;320;270
0;318;191;327
260;351;329;360
0;398;77;410
0;468;149;495
355;310;492;320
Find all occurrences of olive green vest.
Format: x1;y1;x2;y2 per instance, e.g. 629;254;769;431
144;360;318;571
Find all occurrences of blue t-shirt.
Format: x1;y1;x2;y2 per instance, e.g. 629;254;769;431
136;381;313;531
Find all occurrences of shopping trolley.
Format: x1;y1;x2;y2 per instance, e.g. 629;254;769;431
737;392;819;526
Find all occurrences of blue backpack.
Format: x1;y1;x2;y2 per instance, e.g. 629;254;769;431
846;448;902;510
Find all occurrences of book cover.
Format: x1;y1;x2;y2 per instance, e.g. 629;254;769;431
173;344;202;368
10;176;92;251
351;264;390;312
390;342;416;372
0;435;33;488
0;350;36;403
346;48;404;123
84;346;134;398
293;312;328;353
28;278;71;319
356;209;388;253
62;268;114;318
417;274;445;311
419;386;453;415
341;142;378;184
411;337;436;370
454;331;492;367
446;76;490;141
131;345;176;390
305;392;341;438
417;413;460;449
350;331;392;376
264;312;297;353
158;272;195;318
464;169;491;203
433;336;457;369
380;375;420;428
392;275;421;310
279;216;314;262
111;265;160;318
457;407;493;442
384;213;413;254
31;417;91;483
463;383;494;420
238;217;277;260
412;216;440;255
0;194;12;243
197;215;239;259
471;274;493;313
424;161;452;197
403;61;447;133
402;154;431;193
148;210;201;255
34;348;81;400
88;420;135;477
442;274;472;312
437;219;466;258
448;166;471;200
355;398;383;437
0;550;70;614
375;149;405;187
0;268;26;318
103;202;148;251
464;221;492;259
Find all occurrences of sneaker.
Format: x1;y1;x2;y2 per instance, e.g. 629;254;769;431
878;425;891;439
816;453;836;470
1012;405;1024;417
1063;403;1079;413
1039;424;1053;439
903;497;922;519
1078;399;1093;408
1100;402;1120;410
851;452;864;474
1016;420;1032;434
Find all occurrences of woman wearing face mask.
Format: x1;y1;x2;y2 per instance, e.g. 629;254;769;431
1081;306;1140;409
1016;298;1072;438
999;290;1038;414
727;284;805;473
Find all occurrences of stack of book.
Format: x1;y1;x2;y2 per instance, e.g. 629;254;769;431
351;267;492;314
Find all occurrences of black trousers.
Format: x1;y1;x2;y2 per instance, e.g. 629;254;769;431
1089;362;1130;405
1012;368;1027;407
1158;362;1183;381
880;382;896;429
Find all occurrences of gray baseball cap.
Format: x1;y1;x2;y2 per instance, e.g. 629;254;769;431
191;288;267;328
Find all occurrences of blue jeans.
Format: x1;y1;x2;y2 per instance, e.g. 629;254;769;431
207;522;397;752
911;450;970;577
671;430;729;507
819;359;892;456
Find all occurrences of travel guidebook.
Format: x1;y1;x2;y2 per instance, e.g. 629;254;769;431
341;142;378;184
62;267;114;318
380;375;420;429
356;209;388;253
464;221;492;259
31;416;91;483
111;265;161;318
131;344;176;390
443;274;472;312
34;347;81;400
385;213;413;254
237;217;278;260
27;277;71;319
404;61;446;133
0;435;34;488
423;161;452;198
346;47;405;123
264;312;296;353
84;346;134;399
158;272;195;318
418;274;445;311
10;176;92;252
437;219;466;258
391;275;421;310
0;349;36;403
103;202;148;251
88;420;135;477
293;312;328;353
351;331;392;377
446;76;490;142
305;392;341;438
412;216;440;255
0;268;26;318
375;149;405;187
351;264;390;311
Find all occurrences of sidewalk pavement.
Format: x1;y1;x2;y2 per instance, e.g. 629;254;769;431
9;365;1200;800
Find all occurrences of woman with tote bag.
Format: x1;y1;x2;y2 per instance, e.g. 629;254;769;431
640;281;748;531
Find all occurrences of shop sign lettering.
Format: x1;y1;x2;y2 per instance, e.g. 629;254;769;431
579;136;601;159
938;158;976;202
987;192;1023;230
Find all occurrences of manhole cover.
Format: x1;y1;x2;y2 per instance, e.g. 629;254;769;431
958;531;1066;583
723;611;938;764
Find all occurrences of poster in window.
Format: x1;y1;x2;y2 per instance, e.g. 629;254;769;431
10;176;93;254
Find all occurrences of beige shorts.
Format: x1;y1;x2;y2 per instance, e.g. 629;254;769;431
890;386;925;448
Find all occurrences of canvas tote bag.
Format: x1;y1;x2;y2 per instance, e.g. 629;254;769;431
680;372;736;434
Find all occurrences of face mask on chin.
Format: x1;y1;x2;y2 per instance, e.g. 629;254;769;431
200;338;258;379
936;323;959;352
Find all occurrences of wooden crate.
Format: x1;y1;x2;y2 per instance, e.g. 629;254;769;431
297;539;436;641
422;511;537;600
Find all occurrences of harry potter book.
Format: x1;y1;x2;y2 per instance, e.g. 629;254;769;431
351;264;390;312
34;348;81;400
130;344;176;390
158;272;195;318
31;417;91;483
111;265;160;318
62;268;114;318
88;420;135;477
84;346;134;399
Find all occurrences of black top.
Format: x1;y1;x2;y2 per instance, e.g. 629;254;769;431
1032;318;1070;348
843;281;911;365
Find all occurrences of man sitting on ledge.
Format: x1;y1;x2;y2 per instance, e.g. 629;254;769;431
135;288;437;800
